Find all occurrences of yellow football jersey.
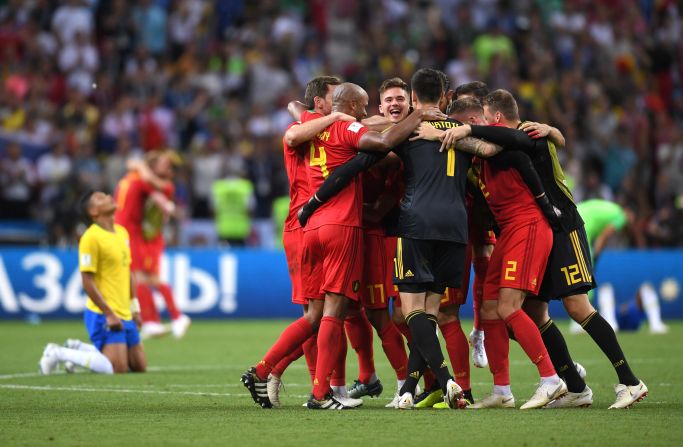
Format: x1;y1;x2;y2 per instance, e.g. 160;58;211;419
79;223;132;320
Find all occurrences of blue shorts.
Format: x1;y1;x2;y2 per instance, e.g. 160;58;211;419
616;300;644;332
84;309;141;351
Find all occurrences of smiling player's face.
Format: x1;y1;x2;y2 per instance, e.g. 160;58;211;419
379;87;410;123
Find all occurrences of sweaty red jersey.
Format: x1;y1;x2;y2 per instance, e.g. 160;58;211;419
474;155;542;230
305;120;369;229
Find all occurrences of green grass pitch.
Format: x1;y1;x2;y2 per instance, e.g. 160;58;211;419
1;319;682;446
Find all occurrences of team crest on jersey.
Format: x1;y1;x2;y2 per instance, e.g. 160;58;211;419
352;280;360;292
347;122;364;133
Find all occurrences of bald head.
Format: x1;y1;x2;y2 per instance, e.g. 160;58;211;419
332;82;369;120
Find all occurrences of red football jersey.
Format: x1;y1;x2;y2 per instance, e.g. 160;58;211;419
114;172;173;240
282;110;323;231
474;155;542;230
305;120;369;229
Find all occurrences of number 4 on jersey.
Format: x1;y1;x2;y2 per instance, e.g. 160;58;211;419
309;142;329;178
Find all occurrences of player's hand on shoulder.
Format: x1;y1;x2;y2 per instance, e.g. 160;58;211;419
409;122;440;141
419;107;446;122
520;121;550;139
439;124;471;152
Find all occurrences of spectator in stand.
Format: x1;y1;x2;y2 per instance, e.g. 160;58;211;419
0;142;36;218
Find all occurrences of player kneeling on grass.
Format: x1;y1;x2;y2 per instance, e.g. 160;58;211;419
39;191;147;375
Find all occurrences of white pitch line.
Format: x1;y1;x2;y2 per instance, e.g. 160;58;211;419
0;383;315;399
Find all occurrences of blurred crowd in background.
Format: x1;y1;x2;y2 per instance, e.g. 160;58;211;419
0;0;681;247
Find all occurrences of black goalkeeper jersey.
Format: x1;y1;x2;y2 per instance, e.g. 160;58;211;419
392;118;471;242
469;123;584;232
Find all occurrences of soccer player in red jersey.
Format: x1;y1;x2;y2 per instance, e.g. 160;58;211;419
343;78;410;406
302;82;444;409
438;94;568;410
114;150;191;340
242;76;360;408
266;76;361;406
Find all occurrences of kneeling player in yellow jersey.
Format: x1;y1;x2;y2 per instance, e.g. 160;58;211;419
39;191;147;374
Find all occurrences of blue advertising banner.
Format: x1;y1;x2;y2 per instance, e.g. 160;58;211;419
0;248;681;319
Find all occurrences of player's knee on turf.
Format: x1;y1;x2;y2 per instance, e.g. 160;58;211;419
128;346;147;372
563;294;595;322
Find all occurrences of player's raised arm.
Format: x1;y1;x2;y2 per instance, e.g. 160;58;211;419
284;111;355;147
361;114;394;132
519;121;566;147
433;124;502;157
127;158;172;191
358;107;445;152
287;100;307;122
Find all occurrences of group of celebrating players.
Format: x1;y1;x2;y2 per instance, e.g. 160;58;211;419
241;68;649;411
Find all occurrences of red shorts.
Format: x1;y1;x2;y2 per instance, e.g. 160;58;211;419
130;234;163;275
483;219;552;300
362;232;391;309
302;225;363;300
283;228;306;305
440;286;467;308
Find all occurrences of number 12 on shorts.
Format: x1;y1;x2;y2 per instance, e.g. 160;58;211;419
560;264;582;285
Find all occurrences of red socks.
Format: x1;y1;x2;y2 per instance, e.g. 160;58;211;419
440;320;470;391
156;283;181;320
472;257;490;330
271;345;303;378
344;312;375;384
481;319;510;386
330;327;348;387
379;322;408;380
302;334;317;384
504;310;556;378
312;316;343;400
135;283;159;323
255;317;313;380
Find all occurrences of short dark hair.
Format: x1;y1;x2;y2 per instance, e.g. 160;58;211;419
304;76;342;109
411;68;443;104
455;81;489;100
482;89;520;121
379;77;409;96
447;97;484;117
436;70;450;93
79;190;96;225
